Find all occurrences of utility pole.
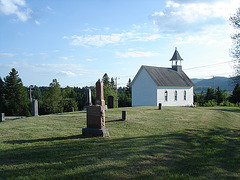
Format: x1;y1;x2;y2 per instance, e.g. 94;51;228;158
213;76;215;93
115;77;119;108
29;85;33;103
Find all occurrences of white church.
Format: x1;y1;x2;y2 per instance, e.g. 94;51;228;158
131;48;194;107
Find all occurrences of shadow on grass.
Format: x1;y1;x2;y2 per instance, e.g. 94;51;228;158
106;119;124;123
208;107;240;114
1;128;239;179
4;135;87;144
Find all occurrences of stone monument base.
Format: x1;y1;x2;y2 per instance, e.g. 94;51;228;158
82;127;109;137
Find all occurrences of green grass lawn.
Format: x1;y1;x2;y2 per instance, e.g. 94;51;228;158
0;106;239;179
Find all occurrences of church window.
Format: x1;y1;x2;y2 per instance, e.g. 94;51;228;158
184;90;186;100
165;91;168;101
175;90;177;101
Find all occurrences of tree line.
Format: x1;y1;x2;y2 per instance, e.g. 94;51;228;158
0;68;131;116
194;85;240;107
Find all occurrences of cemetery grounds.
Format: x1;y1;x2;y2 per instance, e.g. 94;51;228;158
0;106;239;179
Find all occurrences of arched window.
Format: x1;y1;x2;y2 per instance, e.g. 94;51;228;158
165;91;168;101
184;90;186;100
175;90;177;101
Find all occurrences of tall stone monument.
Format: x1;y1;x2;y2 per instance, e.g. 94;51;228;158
32;100;38;116
95;79;105;106
82;79;109;137
0;113;5;122
84;88;92;110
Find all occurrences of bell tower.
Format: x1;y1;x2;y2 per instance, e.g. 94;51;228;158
170;47;183;72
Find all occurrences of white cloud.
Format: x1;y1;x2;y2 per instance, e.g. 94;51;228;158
150;0;238;33
57;71;76;77
116;50;159;58
0;0;32;22
59;56;69;60
35;20;40;25
0;52;16;57
64;32;163;47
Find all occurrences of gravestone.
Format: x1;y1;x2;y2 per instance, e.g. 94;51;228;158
32;100;38;116
122;111;127;121
0;113;5;122
108;96;114;108
158;103;162;110
71;107;74;112
82;80;109;137
84;88;92;110
95;79;105;106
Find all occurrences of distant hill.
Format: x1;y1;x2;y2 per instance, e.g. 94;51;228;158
191;77;235;93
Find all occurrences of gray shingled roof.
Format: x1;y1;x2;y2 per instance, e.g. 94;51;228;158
170;48;183;61
143;65;194;87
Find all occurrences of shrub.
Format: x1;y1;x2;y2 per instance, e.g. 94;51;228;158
220;101;235;107
204;100;217;107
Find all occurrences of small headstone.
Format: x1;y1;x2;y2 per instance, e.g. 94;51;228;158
108;96;114;108
71;107;74;112
158;103;162;110
32;100;39;116
122;111;127;121
0;113;5;122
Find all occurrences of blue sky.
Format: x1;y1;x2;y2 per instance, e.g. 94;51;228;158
0;0;239;87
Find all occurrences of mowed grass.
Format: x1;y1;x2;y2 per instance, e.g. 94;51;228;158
0;106;239;179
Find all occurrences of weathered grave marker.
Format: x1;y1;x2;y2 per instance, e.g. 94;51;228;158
84;88;92;110
122;111;127;121
0;113;5;122
82;79;109;137
95;79;105;106
32;100;39;116
158;103;162;110
108;96;114;108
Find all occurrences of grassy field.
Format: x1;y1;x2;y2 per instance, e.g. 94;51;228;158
0;106;239;179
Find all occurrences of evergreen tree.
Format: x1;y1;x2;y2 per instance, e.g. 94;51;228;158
230;83;240;103
61;86;78;112
126;78;132;96
110;77;115;88
42;79;63;114
215;86;223;105
0;77;6;113
102;73;110;86
204;87;215;102
3;68;30;116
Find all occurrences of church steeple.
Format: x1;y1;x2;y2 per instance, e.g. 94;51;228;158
170;47;183;71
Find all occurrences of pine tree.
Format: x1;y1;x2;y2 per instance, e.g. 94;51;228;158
42;79;63;114
102;73;110;86
110;77;115;88
230;83;240;103
230;7;240;83
204;87;215;103
215;86;223;105
3;68;30;116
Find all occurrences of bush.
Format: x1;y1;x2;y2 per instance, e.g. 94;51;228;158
204;100;217;107
220;101;235;107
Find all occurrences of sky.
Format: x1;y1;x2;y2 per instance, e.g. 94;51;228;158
0;0;240;87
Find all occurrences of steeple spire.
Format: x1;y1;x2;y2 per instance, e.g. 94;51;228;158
170;47;183;71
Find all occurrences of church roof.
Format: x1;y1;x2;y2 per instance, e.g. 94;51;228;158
170;48;183;61
137;65;194;87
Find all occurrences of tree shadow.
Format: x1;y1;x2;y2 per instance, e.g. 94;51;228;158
4;135;89;144
1;128;239;179
208;107;240;113
106;119;124;123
